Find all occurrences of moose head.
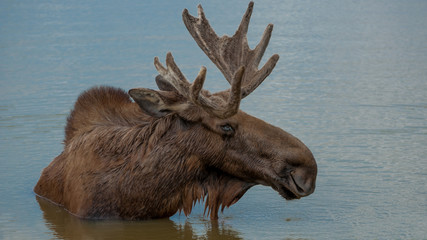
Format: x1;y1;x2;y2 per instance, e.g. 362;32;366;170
129;1;317;214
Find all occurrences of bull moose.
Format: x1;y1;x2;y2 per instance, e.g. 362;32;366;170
34;2;317;220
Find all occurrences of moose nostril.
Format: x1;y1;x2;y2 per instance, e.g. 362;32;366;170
291;169;315;196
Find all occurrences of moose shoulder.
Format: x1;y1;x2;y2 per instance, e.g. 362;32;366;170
34;2;317;220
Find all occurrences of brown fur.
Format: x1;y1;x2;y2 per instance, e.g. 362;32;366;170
34;86;317;220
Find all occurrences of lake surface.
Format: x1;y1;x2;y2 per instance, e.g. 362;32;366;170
1;0;426;239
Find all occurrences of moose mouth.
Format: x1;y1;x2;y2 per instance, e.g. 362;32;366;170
273;175;302;200
277;185;299;200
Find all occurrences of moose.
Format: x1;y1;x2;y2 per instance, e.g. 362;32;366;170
34;2;317;220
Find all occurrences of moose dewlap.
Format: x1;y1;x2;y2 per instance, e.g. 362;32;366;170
34;2;317;220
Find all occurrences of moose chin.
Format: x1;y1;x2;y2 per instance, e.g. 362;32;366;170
34;1;317;220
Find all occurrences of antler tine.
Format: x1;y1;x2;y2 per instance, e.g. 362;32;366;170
226;66;245;115
182;1;280;99
253;24;274;70
154;52;191;97
189;66;207;103
191;66;245;119
236;1;253;37
182;6;224;73
182;5;229;81
241;53;280;98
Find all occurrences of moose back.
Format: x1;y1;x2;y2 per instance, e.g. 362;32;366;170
34;2;317;220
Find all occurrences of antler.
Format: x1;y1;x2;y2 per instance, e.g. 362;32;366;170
154;2;278;118
182;1;279;98
154;53;245;118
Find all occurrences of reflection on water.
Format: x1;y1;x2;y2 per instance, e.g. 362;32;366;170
37;196;242;240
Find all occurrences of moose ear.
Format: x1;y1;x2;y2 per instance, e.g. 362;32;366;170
128;88;184;117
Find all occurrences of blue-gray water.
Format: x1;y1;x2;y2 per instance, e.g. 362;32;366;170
1;0;426;239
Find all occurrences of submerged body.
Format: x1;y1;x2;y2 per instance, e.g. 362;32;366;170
35;87;255;219
34;86;316;219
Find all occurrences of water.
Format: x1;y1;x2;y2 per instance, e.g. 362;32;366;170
1;0;426;239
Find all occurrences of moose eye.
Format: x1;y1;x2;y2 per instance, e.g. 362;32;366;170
220;124;234;133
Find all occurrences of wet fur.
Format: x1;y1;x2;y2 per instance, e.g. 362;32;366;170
34;86;251;220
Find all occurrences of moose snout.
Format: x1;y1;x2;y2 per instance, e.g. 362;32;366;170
290;167;316;197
